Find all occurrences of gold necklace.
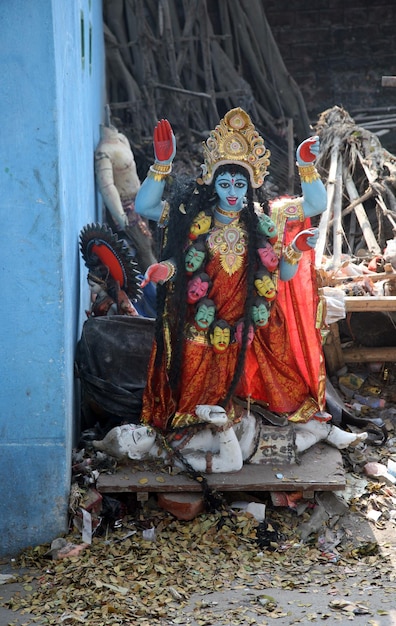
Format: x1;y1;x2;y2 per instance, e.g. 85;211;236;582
214;205;242;220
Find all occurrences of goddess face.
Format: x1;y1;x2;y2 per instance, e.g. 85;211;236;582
215;172;248;212
257;242;279;272
194;300;216;330
187;274;210;304
185;245;206;273
210;324;231;353
130;426;156;450
254;273;276;301
189;211;212;239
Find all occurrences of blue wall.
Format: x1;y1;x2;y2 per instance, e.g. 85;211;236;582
0;0;104;556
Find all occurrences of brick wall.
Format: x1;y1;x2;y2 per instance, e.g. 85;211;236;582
265;0;396;148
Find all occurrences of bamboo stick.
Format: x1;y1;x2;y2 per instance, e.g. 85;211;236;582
348;204;357;254
161;0;182;88
199;1;219;126
153;84;212;98
328;188;374;226
343;172;381;255
332;155;344;268
176;0;200;75
315;138;340;266
357;152;396;231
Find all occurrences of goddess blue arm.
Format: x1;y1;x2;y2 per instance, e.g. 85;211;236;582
279;229;319;281
134;177;166;222
300;177;327;219
279;259;298;281
296;136;327;219
279;136;326;280
135;119;176;222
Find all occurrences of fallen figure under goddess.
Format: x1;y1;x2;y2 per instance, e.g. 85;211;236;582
93;405;367;473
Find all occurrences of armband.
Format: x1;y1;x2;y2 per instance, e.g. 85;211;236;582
297;163;320;184
162;260;176;281
148;162;173;181
283;244;303;265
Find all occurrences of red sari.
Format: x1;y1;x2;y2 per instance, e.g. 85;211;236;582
141;201;326;431
141;221;248;430
236;197;326;421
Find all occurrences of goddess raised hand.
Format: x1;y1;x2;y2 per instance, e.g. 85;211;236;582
134;118;176;222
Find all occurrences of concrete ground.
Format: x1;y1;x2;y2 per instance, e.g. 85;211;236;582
1;502;396;626
0;564;46;626
0;566;395;625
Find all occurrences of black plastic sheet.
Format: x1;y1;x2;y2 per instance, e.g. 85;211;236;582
75;315;155;428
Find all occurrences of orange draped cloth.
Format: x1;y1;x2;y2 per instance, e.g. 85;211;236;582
141;202;326;431
141;222;247;430
235;198;326;420
236;252;326;420
277;226;326;420
236;300;313;413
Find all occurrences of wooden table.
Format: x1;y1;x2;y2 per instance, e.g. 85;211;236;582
324;296;396;371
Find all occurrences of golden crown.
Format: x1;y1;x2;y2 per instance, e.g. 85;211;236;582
200;108;271;188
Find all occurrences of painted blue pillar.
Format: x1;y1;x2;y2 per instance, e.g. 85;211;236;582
0;0;104;556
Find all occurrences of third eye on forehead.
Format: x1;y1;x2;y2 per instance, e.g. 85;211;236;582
216;173;247;187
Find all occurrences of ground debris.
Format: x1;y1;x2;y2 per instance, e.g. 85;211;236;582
2;481;396;626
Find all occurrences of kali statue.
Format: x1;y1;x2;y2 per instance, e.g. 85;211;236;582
94;108;367;472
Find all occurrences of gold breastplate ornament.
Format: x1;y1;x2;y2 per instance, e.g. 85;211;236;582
207;223;246;276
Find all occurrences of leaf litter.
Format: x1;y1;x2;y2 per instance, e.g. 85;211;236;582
3;410;396;624
1;496;396;626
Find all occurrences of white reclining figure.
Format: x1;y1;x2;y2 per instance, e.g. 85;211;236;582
93;405;367;473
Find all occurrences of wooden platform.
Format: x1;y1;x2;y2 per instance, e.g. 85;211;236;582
97;444;345;499
324;296;396;373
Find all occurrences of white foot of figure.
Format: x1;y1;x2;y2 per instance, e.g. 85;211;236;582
195;405;228;426
295;420;368;453
326;424;368;449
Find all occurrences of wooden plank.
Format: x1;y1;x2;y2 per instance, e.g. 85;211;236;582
96;444;345;494
345;296;396;311
331;270;396;284
323;322;345;374
382;76;396;88
342;346;396;363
